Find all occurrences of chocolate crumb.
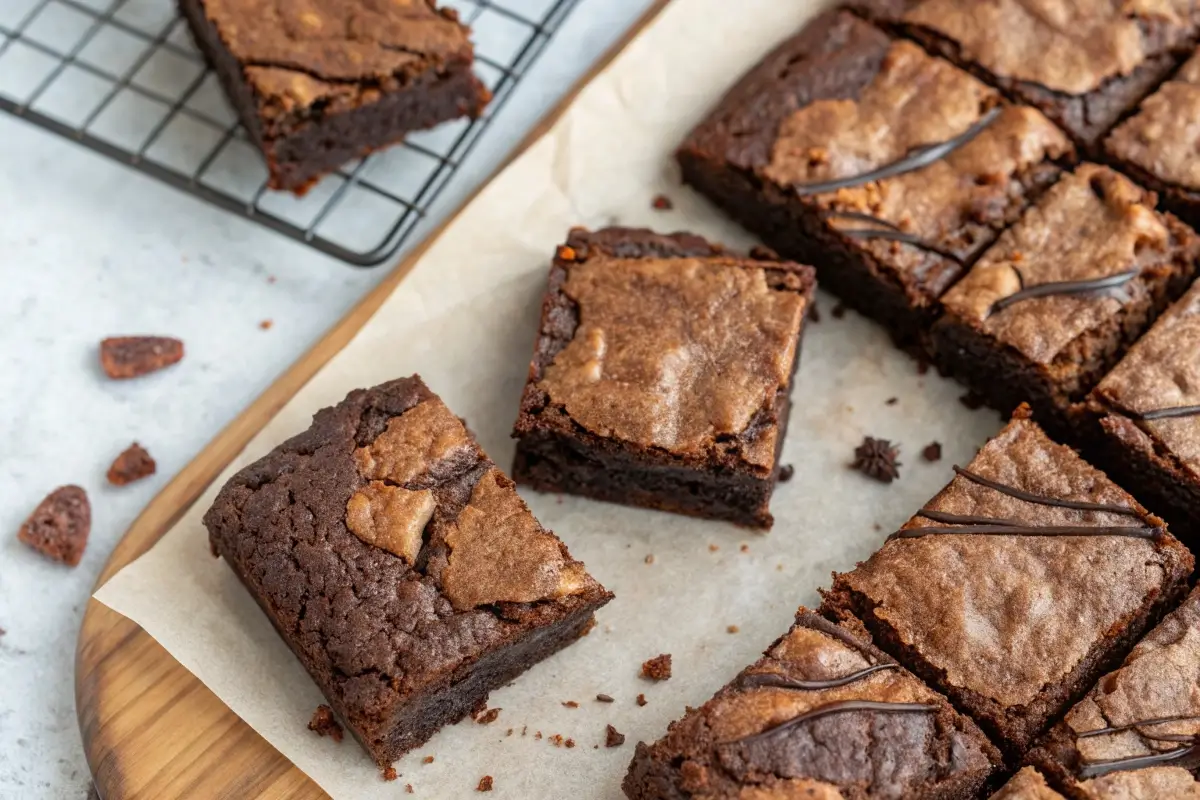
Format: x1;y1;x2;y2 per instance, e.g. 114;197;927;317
873;522;882;531
851;437;901;483
107;443;156;486
832;303;847;319
566;738;576;749
259;320;273;330
475;707;501;724
727;625;740;634
308;705;343;742
521;726;527;736
18;485;90;567
535;731;543;740
922;442;943;462
422;756;435;764
641;653;672;681
708;544;719;552
383;766;398;782
809;302;821;323
406;785;414;794
506;728;513;736
740;543;750;553
644;554;654;565
596;694;614;703
637;694;648;707
477;776;493;792
885;397;898;406
550;734;564;747
99;336;184;379
959;391;987;411
651;194;673;210
777;464;795;482
562;701;579;709
605;725;626;748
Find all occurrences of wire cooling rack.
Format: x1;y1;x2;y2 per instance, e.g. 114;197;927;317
0;0;581;266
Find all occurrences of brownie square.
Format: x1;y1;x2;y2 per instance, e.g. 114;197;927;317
204;376;612;766
1081;279;1200;550
678;9;1074;348
510;227;815;529
1106;50;1200;229
1028;585;1200;795
855;0;1200;154
178;0;491;193
623;610;1003;800
821;406;1194;759
931;163;1200;439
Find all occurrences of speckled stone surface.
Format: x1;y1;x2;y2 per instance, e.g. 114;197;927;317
0;1;653;795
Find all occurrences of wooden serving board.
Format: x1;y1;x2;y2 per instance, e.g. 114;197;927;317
75;5;669;797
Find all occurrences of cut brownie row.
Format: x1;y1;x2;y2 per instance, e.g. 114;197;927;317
626;407;1196;798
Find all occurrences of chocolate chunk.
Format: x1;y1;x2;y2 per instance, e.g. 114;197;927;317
106;443;156;486
308;705;343;742
641;654;672;681
99;336;184;379
18;485;90;566
605;724;626;748
922;442;943;462
852;437;901;483
778;464;795;482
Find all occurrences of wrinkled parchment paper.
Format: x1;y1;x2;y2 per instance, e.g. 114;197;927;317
95;0;1002;796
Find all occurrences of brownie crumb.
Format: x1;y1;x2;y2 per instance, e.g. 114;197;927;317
477;776;494;792
259;320;273;331
562;701;579;709
18;485;90;567
644;554;654;565
535;731;543;740
107;443;156;486
605;725;626;748
727;625;740;634
596;693;614;703
778;464;795;482
406;785;414;794
852;437;901;484
651;194;674;210
307;705;343;742
506;728;513;736
383;767;398;782
641;653;672;681
636;694;648;706
809;301;821;323
740;544;750;553
100;336;184;379
474;707;501;725
885;397;898;406
831;302;847;319
566;738;576;749
708;543;719;552
959;391;987;410
549;734;565;747
922;442;943;463
423;756;435;764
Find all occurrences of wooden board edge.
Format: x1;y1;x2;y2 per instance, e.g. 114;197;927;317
76;2;674;797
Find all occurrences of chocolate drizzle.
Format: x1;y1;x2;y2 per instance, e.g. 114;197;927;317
737;663;899;692
1077;746;1200;780
1074;713;1200;779
791;106;1002;196
1077;713;1200;739
824;212;965;265
990;269;1140;315
893;509;1159;539
951;465;1142;517
730;700;938;746
1129;405;1200;421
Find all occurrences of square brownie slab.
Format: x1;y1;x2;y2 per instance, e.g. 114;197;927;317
1028;585;1200;796
855;0;1200;154
1106;50;1200;229
179;0;491;193
931;163;1200;439
623;610;1002;800
821;406;1194;759
1081;279;1200;546
510;227;815;529
204;376;612;767
678;9;1073;348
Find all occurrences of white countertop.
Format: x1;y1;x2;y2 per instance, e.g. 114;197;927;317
0;1;654;795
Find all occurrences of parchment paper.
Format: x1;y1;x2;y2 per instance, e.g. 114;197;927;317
95;0;1003;796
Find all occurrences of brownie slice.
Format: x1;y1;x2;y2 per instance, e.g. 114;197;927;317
931;163;1200;439
204;376;612;766
1028;584;1200;796
855;0;1200;154
179;0;491;193
678;9;1074;348
623;610;1002;800
821;406;1194;759
1080;279;1200;546
1106;50;1200;229
510;227;815;529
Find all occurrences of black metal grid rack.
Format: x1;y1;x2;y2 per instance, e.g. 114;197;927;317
0;0;581;266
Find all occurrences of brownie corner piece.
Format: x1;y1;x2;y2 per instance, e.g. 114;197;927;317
203;375;611;766
931;162;1200;438
511;227;815;528
676;7;1072;348
622;609;1002;800
819;407;1193;758
858;0;1200;153
179;0;491;193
